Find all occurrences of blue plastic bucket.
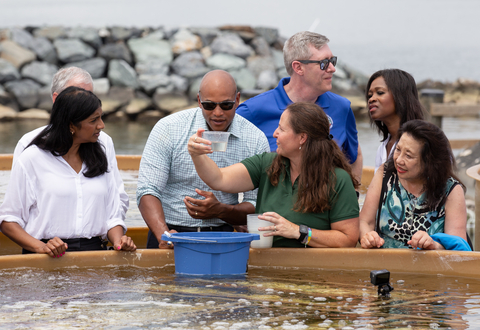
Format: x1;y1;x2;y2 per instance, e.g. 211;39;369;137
161;232;260;275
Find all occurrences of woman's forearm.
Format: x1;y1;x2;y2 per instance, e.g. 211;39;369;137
0;222;44;252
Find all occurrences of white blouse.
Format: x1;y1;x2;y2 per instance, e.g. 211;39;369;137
0;145;126;240
374;135;396;173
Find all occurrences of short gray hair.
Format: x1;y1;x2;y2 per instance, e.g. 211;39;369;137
50;67;93;97
283;31;330;76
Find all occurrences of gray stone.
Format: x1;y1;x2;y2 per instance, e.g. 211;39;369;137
188;77;202;100
153;84;175;95
107;86;135;104
31;37;57;63
107;59;139;89
64;58;107;79
135;59;169;75
16;108;50;120
254;27;279;45
276;67;289;79
210;33;254;59
189;27;220;46
246;55;276;78
21;61;58;86
231;68;256;91
137;110;165;122
4;79;41;109
98;42;133;64
0;58;21;83
138;73;171;94
67;27;102;49
153;92;190;113
272;49;285;70
127;35;173;64
93;78;110;95
0;85;12;104
0;104;17;121
9;28;35;50
37;86;54;111
171;51;209;79
99;98;124;115
342;64;369;88
251;37;271;57
54;38;96;63
171;28;203;55
206;53;246;71
33;26;67;40
0;40;36;69
109;26;139;41
170;74;189;93
256;70;278;90
125;98;152;115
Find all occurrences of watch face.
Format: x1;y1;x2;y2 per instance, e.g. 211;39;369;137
299;225;309;235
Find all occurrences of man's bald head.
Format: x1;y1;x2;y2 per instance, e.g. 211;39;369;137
197;70;239;132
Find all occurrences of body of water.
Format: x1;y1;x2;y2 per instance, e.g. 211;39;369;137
1;0;480;82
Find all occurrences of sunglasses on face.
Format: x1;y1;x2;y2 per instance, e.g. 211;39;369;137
200;98;236;111
297;56;337;71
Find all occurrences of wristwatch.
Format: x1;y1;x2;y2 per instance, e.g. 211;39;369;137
297;225;309;244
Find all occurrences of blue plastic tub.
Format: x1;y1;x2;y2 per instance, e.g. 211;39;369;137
161;232;260;275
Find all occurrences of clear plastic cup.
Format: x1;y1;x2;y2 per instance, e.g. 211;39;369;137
202;131;230;152
247;214;273;248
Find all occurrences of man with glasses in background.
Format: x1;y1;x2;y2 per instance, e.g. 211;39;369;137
137;70;269;249
237;31;363;182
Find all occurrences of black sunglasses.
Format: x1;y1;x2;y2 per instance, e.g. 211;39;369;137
297;56;337;71
199;96;236;111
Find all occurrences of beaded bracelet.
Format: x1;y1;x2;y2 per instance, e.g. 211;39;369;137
305;228;312;247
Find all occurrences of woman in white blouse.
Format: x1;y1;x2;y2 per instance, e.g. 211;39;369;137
0;86;136;257
366;69;425;172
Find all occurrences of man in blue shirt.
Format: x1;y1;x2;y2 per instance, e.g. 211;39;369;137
236;31;363;182
137;70;269;249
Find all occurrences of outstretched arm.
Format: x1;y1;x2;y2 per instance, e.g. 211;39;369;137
188;129;255;193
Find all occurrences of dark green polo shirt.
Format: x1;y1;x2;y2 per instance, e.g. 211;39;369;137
241;152;359;247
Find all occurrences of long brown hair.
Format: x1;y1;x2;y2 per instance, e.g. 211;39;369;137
267;102;359;213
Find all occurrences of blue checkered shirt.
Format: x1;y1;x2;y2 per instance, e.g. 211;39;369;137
136;107;270;227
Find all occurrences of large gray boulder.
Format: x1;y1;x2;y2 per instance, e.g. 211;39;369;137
135;59;169;75
231;68;256;91
138;73;171;94
64;58;107;79
108;59;139;88
4;79;41;109
0;40;36;69
127;34;173;64
205;53;246;71
33;26;67;40
54;38;96;63
93;78;110;95
98;42;133;64
251;37;271;57
246;55;276;78
9;28;35;50
109;26;144;41
171;51;209;79
171;28;203;55
210;33;254;59
67;27;102;49
21;61;58;86
0;58;21;83
170;74;189;93
153;92;190;113
31;37;57;63
256;70;278;90
272;49;285;70
37;86;54;111
254;27;279;45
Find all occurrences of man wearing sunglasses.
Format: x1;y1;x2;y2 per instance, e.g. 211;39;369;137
236;31;363;182
137;70;269;249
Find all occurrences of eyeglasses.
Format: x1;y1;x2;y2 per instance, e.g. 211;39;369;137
199;95;237;111
297;56;337;71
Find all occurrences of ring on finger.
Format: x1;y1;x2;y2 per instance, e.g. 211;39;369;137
274;225;277;232
194;136;198;142
195;211;198;216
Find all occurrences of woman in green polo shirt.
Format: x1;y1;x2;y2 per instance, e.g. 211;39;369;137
188;102;360;248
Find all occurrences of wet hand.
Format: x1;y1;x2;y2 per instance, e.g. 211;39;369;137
39;237;68;258
360;231;385;249
114;235;137;252
258;212;299;239
159;229;177;249
184;189;221;219
188;129;212;156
